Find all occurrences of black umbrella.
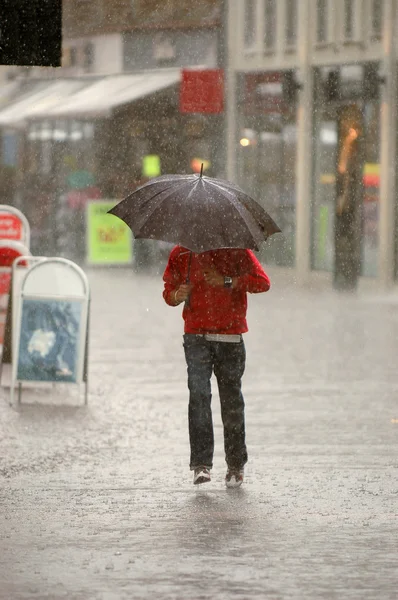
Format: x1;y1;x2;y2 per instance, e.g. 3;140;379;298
108;166;281;254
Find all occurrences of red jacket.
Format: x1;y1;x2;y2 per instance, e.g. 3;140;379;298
163;246;270;334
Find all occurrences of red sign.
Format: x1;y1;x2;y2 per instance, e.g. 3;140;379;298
0;241;30;345
0;270;11;296
180;69;224;114
0;213;23;241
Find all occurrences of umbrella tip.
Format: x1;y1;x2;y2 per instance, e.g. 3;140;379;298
200;163;204;178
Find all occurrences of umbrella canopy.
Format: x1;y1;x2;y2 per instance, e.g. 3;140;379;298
108;170;281;253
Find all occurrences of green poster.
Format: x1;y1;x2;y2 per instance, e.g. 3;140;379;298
142;155;161;178
86;201;132;265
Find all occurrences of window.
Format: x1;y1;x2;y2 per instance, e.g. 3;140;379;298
70;47;78;67
244;0;256;49
264;0;276;51
285;0;297;48
83;43;95;72
316;0;328;43
370;0;383;39
344;0;355;39
342;0;363;42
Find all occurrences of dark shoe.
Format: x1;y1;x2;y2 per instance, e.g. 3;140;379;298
225;466;244;488
193;466;211;485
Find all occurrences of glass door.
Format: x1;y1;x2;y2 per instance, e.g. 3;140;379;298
312;65;381;279
237;71;297;267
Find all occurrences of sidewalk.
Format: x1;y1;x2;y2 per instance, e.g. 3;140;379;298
0;267;397;599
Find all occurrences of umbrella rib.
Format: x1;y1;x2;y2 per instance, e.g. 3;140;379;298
207;184;265;245
134;179;194;231
204;180;275;235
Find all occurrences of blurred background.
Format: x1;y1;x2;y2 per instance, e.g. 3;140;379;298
0;0;394;287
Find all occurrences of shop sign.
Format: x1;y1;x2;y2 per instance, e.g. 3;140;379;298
86;201;132;265
180;69;224;114
0;241;30;347
0;213;23;241
244;72;288;116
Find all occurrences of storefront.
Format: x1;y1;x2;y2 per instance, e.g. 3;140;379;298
227;0;396;288
0;69;225;264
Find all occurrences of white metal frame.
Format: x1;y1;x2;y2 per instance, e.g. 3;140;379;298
9;257;90;406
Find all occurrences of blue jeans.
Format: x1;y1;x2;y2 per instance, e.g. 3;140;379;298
183;334;248;470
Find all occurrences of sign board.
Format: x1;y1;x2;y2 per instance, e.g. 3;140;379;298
180;69;224;114
0;240;30;347
0;213;22;240
86;200;132;265
1;257;90;406
0;205;30;248
142;155;161;178
17;298;82;383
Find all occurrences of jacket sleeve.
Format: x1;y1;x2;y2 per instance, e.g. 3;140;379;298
162;248;184;305
235;250;271;293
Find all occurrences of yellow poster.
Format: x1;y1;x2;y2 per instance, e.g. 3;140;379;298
86;201;132;265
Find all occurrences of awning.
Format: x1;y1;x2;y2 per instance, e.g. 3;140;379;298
0;80;22;112
47;69;181;118
0;79;89;128
0;69;181;126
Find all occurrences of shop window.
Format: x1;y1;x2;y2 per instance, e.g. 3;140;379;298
244;0;257;50
370;0;383;40
153;33;176;66
64;47;78;68
264;0;276;51
71;47;79;67
341;0;364;43
344;0;355;39
83;43;95;72
312;67;380;278
285;0;297;50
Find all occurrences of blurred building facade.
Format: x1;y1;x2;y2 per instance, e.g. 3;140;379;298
0;0;224;264
227;0;396;287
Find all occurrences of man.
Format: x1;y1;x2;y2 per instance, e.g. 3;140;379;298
163;246;270;487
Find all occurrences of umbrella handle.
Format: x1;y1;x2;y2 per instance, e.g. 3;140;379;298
185;251;192;307
186;251;192;283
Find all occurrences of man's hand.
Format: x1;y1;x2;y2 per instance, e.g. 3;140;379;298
174;283;192;304
203;268;224;287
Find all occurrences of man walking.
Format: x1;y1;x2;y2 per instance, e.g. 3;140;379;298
163;246;270;487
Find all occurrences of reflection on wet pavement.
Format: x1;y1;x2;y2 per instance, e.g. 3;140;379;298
0;268;397;599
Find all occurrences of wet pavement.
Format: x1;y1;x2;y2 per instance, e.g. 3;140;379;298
0;267;397;599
